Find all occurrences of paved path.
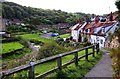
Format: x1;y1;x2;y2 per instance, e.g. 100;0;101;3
41;33;52;38
85;50;113;77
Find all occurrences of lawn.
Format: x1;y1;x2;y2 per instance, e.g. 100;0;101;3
1;42;24;54
20;34;55;43
58;33;70;38
53;33;71;39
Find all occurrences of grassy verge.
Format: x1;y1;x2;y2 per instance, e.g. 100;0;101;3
34;49;99;77
3;49;102;78
49;51;102;78
21;34;55;43
1;42;24;54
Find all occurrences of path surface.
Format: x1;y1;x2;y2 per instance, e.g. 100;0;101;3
41;33;52;38
85;50;113;77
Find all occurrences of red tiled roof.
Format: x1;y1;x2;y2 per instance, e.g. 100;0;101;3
94;22;104;28
85;22;96;29
113;15;119;20
84;23;91;29
69;26;74;29
74;24;80;30
74;22;85;30
102;22;115;28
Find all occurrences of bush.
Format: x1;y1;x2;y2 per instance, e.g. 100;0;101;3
83;42;91;47
29;39;44;45
37;42;70;59
83;37;88;43
16;36;30;48
110;46;120;78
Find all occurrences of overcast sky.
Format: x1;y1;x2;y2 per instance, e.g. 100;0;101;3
6;0;118;15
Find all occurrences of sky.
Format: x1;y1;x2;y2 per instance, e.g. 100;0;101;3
5;0;118;15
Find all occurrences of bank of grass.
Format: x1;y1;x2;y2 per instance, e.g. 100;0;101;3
49;51;102;78
20;34;55;43
1;42;24;54
34;49;100;77
4;49;102;78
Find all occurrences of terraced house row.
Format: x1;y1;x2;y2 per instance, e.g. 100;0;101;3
70;12;119;48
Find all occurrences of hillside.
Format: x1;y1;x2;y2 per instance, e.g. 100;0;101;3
2;2;91;25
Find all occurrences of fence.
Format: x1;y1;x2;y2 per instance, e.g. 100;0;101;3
2;43;99;79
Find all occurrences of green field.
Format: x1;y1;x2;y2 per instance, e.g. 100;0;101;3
21;34;55;43
2;42;24;54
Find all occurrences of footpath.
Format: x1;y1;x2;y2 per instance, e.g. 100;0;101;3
85;50;113;78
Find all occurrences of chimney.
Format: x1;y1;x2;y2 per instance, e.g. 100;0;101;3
95;15;100;23
86;15;90;23
92;14;95;18
109;12;113;21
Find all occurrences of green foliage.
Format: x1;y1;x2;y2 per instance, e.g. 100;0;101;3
2;2;89;25
83;42;91;47
83;37;88;43
114;25;120;43
110;46;120;77
16;36;30;48
37;42;72;59
115;0;120;11
6;25;34;33
29;39;44;45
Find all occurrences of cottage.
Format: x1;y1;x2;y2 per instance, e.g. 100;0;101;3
70;12;119;48
70;22;87;42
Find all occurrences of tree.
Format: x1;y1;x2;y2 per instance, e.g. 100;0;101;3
115;0;120;11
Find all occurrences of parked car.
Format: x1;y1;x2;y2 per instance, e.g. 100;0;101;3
51;33;59;37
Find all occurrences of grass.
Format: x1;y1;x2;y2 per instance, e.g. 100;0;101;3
34;48;98;77
49;51;102;78
57;33;70;38
21;34;55;43
4;48;102;78
1;42;24;54
52;33;70;39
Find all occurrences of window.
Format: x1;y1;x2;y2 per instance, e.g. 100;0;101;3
101;39;103;44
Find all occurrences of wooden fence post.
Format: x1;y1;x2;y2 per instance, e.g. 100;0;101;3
92;45;95;57
29;62;35;79
96;43;99;54
85;47;88;61
74;52;78;66
57;54;62;70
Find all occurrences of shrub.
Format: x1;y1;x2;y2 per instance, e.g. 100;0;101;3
110;25;120;78
110;46;120;78
37;42;70;59
29;39;44;45
16;36;30;48
83;37;88;43
83;42;91;47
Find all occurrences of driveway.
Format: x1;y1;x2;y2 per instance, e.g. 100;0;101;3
41;33;53;38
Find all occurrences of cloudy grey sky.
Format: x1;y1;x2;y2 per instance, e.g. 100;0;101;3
6;0;118;15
